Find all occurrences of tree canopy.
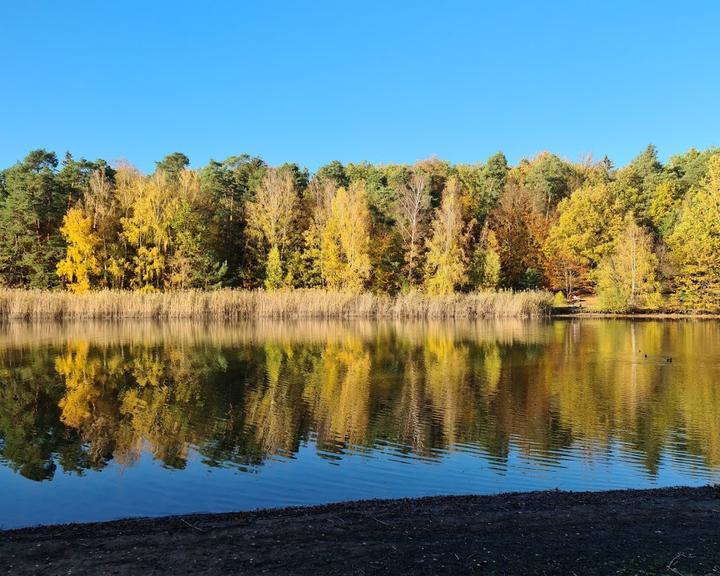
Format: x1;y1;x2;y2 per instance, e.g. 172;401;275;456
1;145;719;311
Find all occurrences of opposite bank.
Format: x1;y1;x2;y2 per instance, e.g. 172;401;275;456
0;289;552;320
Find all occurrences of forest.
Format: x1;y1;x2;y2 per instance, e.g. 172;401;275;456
1;145;719;312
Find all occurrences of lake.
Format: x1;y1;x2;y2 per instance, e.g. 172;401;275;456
1;319;718;529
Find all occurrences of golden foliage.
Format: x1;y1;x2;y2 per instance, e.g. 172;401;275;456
321;182;371;292
56;207;101;293
667;155;720;312
424;178;467;295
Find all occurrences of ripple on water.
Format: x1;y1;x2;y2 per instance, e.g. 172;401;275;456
1;318;720;528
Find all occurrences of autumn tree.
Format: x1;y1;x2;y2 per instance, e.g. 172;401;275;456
648;180;682;237
296;175;339;288
469;225;501;290
264;246;284;290
412;157;452;207
344;162;406;293
246;167;299;288
321;181;371;292
167;170;227;289
6;143;720;306
394;168;431;286
489;178;546;289
424;178;467;295
56;207;101;292
544;182;624;294
596;218;661;312
667;154;720;312
117;166;225;290
119;170;174;290
65;165;127;289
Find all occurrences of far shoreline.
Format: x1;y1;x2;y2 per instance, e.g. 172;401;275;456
0;288;718;321
552;310;720;320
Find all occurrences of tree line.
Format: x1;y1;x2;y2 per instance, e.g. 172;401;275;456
1;145;719;311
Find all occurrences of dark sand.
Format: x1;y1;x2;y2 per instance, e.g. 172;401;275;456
2;486;719;575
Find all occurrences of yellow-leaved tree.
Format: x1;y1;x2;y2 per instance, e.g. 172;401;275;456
424;177;467;295
56;207;101;293
667;154;720;312
543;182;623;295
56;340;101;428
120;171;177;291
648;180;681;237
119;172;173;290
595;218;661;312
321;181;371;292
471;226;501;290
246;167;299;290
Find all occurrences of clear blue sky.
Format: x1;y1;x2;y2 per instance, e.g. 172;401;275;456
1;1;718;173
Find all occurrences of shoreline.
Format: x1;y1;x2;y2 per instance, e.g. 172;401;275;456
2;486;719;575
552;311;720;319
0;289;718;321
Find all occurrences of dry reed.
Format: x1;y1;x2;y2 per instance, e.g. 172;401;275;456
0;318;553;350
0;289;552;321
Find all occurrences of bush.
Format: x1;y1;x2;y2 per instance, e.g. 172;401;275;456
552;291;567;307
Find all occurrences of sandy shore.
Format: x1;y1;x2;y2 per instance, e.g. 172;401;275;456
2;486;719;575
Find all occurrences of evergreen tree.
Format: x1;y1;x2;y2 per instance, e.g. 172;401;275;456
200;154;265;285
155;152;190;181
612;144;663;223
0;150;67;287
524;152;576;217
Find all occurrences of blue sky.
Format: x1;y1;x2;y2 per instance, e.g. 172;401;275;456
1;1;718;173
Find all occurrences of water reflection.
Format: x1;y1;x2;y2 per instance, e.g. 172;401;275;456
0;319;718;489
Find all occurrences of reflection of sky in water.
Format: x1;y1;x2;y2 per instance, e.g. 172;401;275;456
1;319;720;529
4;440;716;530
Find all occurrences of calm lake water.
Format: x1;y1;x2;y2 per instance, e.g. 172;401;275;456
1;319;719;528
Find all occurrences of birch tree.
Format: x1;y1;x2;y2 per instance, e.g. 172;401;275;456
596;218;661;311
395;169;431;285
247;167;298;254
247;167;298;287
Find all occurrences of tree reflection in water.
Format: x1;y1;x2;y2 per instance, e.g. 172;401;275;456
0;319;718;482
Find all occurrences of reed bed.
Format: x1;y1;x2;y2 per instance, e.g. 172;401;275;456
0;318;553;350
0;289;552;321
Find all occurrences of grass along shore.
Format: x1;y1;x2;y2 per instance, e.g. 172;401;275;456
0;289;552;321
